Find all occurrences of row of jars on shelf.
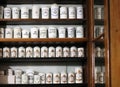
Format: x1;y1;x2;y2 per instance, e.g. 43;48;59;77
0;26;84;38
0;67;83;84
94;26;104;38
1;46;84;58
0;4;84;19
95;47;105;57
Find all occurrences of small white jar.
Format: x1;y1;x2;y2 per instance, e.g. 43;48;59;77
67;27;75;38
39;73;46;84
60;6;67;19
94;7;102;19
26;47;33;58
26;70;34;84
53;73;60;84
98;72;105;84
49;46;55;57
12;7;20;19
78;48;84;57
11;47;17;58
75;67;83;83
32;5;40;19
58;27;66;38
5;28;13;38
56;46;62;57
31;27;38;38
34;75;40;84
41;46;48;57
0;6;4;19
68;7;76;19
14;27;22;38
18;47;25;58
8;69;13;76
46;72;53;84
68;72;75;83
33;46;40;58
22;29;30;38
3;47;10;58
0;28;4;38
70;46;77;57
51;4;59;19
48;27;57;38
39;27;47;38
41;6;49;19
76;26;84;38
95;47;101;57
63;47;69;57
4;7;11;19
76;6;84;19
61;72;67;84
22;73;28;84
21;7;29;19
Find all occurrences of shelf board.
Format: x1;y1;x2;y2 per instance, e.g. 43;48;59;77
93;33;104;42
95;57;105;66
0;19;86;25
95;19;104;25
0;57;86;65
0;38;88;42
95;84;105;87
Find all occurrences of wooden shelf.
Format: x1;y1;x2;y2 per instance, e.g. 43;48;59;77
0;19;86;25
0;58;86;65
0;38;88;42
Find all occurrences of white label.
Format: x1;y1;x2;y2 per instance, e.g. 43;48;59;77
46;73;52;84
78;48;84;57
63;47;69;57
56;46;62;57
61;72;67;84
70;46;77;57
49;47;55;57
68;73;75;83
53;73;60;84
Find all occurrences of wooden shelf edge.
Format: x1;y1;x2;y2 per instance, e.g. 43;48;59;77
93;33;104;42
0;38;88;42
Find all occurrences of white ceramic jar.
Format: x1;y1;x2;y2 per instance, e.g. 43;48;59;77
56;46;62;57
60;6;67;19
14;69;22;84
8;69;13;76
41;46;48;57
46;72;53;84
94;7;102;19
0;28;4;38
95;47;101;57
21;7;29;19
11;47;17;58
31;27;38;38
12;7;20;19
34;75;40;84
98;72;105;84
68;7;76;19
22;29;30;38
26;47;33;58
4;7;11;19
53;73;60;84
76;26;84;38
22;73;28;84
18;47;25;58
32;5;40;19
3;47;10;58
75;67;83;83
70;46;77;57
39;73;46;84
67;27;75;38
68;72;75;83
26;70;34;84
49;46;55;57
61;72;67;84
51;4;59;19
78;47;84;57
76;6;83;19
14;27;22;38
63;47;69;57
48;27;57;38
58;27;66;38
39;27;47;38
41;6;49;19
5;28;13;38
33;46;40;58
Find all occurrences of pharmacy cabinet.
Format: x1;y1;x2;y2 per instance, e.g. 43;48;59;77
0;0;110;87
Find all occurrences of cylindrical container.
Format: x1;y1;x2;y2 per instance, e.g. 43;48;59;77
49;46;55;57
8;69;13;76
63;47;69;57
70;46;77;57
51;4;59;19
75;67;83;83
0;48;2;57
0;28;4;38
61;72;67;84
22;73;28;84
78;48;84;57
53;73;60;84
12;7;20;19
3;47;10;58
67;27;75;38
48;27;57;38
94;7;102;19
95;47;101;57
21;7;29;19
58;27;66;38
100;26;104;39
0;6;4;19
11;47;17;58
95;67;98;83
39;27;47;38
14;69;22;84
41;6;49;19
34;75;40;84
76;6;83;19
26;47;33;58
33;46;40;58
14;27;22;38
41;46;48;57
68;72;75;83
18;47;25;58
101;7;104;19
22;29;30;38
76;26;84;38
60;6;67;19
5;28;13;38
26;70;34;84
46;73;53;84
56;46;62;57
39;73;46;84
98;72;105;84
32;5;39;19
68;7;76;19
4;7;11;19
31;27;38;38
